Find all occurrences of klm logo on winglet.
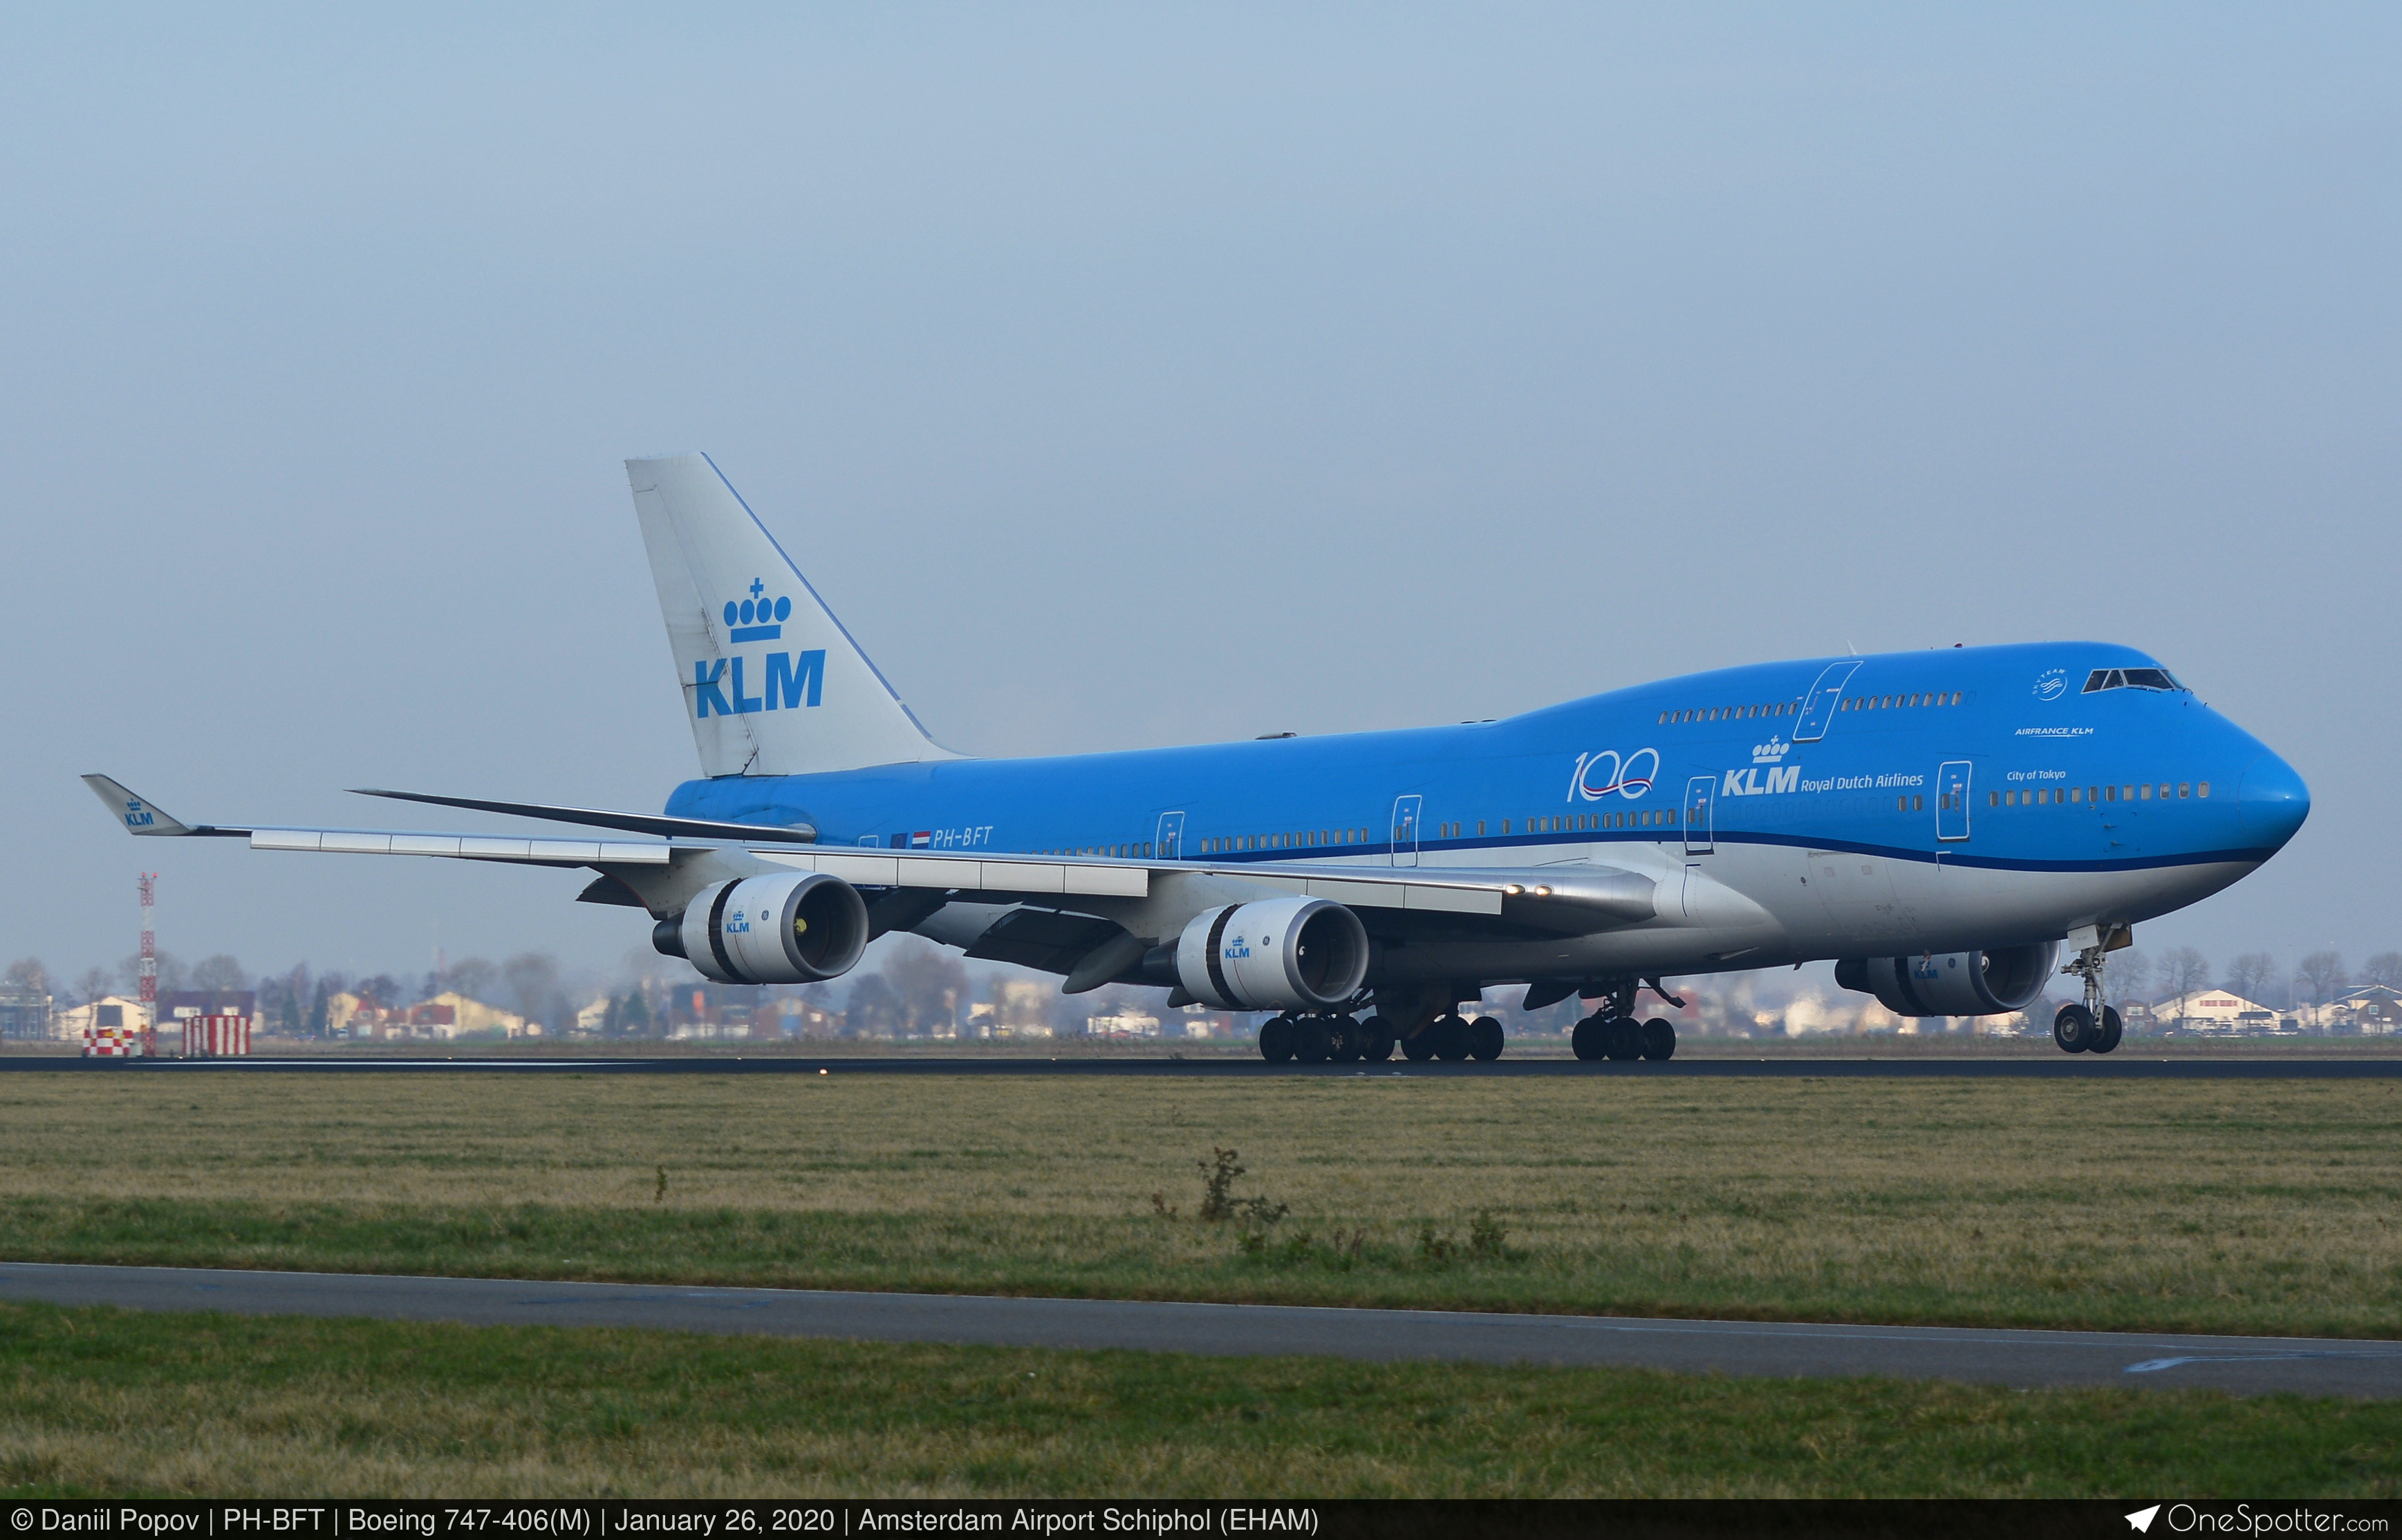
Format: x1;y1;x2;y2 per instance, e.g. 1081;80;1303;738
723;579;791;642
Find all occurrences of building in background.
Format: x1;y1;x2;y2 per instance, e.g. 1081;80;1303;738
0;982;55;1042
53;995;146;1044
2152;989;2279;1033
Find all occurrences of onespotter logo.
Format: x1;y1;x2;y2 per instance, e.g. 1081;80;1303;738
1567;748;1659;802
695;578;826;720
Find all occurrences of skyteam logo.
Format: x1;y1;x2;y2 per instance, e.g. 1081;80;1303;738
2033;667;2069;703
724;579;792;641
1568;747;1659;802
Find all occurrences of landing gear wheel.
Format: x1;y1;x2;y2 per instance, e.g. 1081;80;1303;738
1259;1016;1296;1064
1639;1017;1677;1061
1400;1029;1437;1062
2091;1006;2123;1055
1603;1016;1644;1062
1570;1015;1601;1061
1468;1015;1504;1061
2053;1003;2096;1054
1326;1015;1363;1063
1359;1015;1396;1061
1432;1015;1472;1062
1294;1015;1334;1063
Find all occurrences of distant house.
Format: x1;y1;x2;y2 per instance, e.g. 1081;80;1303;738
328;990;531;1040
2152;989;2275;1032
52;995;147;1043
2322;984;2402;1035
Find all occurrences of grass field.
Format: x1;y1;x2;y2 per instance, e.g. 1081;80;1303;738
3;1299;2396;1498
3;1074;2397;1337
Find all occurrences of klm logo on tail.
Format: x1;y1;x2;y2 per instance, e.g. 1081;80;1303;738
698;577;824;718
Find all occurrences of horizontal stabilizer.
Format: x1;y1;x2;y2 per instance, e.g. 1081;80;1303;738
351;788;818;845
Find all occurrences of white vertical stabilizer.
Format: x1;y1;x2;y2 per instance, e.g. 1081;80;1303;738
627;453;958;778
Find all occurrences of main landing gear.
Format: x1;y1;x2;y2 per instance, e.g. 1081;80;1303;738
1258;1007;1501;1064
2054;930;2126;1055
1258;1011;1397;1065
1570;979;1678;1063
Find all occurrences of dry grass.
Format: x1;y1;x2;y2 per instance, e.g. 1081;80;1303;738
2;1075;2398;1335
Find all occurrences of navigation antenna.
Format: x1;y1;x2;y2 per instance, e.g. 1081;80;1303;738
138;872;158;1056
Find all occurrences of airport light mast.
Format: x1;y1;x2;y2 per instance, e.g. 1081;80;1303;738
138;872;157;1056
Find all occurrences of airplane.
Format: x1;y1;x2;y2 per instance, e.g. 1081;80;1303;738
86;453;2311;1061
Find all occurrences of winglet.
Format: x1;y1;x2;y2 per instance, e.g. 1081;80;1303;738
79;775;247;838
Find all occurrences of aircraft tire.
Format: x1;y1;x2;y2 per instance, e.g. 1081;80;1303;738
1327;1015;1363;1063
1400;1029;1437;1062
1603;1016;1644;1062
2092;1006;2123;1055
2053;1004;2095;1053
1468;1015;1504;1061
1639;1017;1677;1060
1294;1016;1334;1064
1570;1015;1601;1061
1432;1015;1473;1062
1359;1015;1396;1060
1258;1017;1296;1064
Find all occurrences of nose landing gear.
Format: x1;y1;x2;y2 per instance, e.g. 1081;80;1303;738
2057;930;2127;1055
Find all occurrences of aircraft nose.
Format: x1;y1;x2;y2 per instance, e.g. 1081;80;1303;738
2237;752;2309;852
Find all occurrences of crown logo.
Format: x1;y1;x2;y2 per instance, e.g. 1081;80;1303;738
724;579;792;641
1751;735;1792;765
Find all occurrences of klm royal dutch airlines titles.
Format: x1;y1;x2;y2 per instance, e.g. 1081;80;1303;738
87;453;2309;1061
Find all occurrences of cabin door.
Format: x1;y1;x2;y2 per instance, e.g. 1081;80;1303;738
1390;794;1423;867
1682;776;1715;856
1793;659;1863;743
1154;810;1185;860
1935;762;1972;842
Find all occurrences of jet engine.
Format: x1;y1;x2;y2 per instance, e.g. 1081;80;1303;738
1174;896;1370;1012
657;873;871;986
1835;941;2060;1017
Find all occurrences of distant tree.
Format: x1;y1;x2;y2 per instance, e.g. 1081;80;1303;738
3;959;50;996
619;988;653;1037
120;951;186;995
844;971;901;1037
2294;950;2348;1008
308;980;333;1037
74;966;112;1006
270;964;311;1034
2361;952;2402;990
444;956;499;1002
2158;947;2213;999
2110;948;2151;1002
355;974;401;1008
884;940;968;1035
190;954;248;993
2223;952;2280;1006
501;952;560;1030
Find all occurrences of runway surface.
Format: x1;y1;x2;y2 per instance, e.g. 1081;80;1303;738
4;1261;2396;1398
3;1053;2396;1078
4;1052;2402;1076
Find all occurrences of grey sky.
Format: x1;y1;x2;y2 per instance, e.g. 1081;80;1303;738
3;6;2394;993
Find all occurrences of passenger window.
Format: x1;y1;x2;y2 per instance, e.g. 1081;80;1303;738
1989;791;1999;807
2179;784;2190;799
1502;820;1511;834
1912;795;1923;811
2197;782;2209;799
1478;820;1487;836
2139;785;2152;800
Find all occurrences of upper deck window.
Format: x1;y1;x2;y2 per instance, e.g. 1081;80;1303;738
2083;666;2184;694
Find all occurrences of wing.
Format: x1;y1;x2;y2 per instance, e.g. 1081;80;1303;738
81;776;1655;932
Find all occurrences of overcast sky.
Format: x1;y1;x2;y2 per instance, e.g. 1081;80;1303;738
3;6;2394;995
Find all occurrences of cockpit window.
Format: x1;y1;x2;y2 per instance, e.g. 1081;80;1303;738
2083;666;2183;694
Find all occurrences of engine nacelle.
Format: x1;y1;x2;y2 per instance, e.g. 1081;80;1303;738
664;873;871;985
1175;896;1370;1012
1836;941;2060;1017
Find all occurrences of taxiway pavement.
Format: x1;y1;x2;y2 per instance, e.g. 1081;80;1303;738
3;1261;2395;1398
